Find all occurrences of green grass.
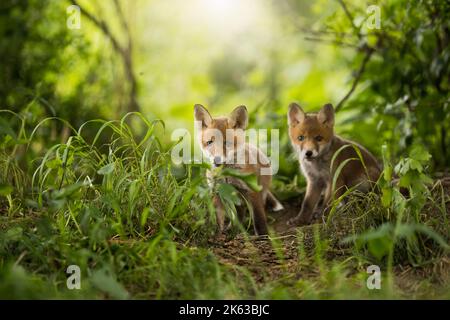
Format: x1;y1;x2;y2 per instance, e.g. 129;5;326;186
0;112;449;299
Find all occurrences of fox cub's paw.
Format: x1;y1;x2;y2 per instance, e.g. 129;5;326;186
287;215;310;227
272;201;284;212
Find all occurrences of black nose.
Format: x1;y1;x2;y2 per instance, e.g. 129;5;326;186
305;151;313;157
213;156;222;166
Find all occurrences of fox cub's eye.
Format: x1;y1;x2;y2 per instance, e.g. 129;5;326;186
297;135;305;141
206;140;214;146
315;136;323;142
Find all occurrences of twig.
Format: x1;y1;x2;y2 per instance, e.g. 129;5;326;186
70;0;123;54
112;0;139;113
336;0;362;39
335;47;374;113
70;0;140;113
301;28;354;38
304;36;359;49
113;0;132;49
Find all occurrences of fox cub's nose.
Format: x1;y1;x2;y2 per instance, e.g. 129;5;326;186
305;150;313;158
213;156;223;166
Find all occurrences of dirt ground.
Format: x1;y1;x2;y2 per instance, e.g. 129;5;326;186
209;177;450;287
208;196;327;283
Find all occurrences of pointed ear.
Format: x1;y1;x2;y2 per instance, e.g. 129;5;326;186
194;104;212;128
288;102;305;126
317;103;334;126
229;105;248;129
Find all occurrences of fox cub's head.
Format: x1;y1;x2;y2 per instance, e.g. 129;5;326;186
288;102;335;161
194;104;248;166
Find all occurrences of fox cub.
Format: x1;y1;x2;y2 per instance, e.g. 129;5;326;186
194;104;283;235
287;102;381;226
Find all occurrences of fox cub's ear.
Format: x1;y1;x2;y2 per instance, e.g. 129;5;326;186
229;105;248;129
318;103;334;126
288;102;305;126
194;104;212;128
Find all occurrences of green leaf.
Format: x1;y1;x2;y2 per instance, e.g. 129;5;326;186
398;224;450;250
332;158;357;198
394;159;409;176
53;182;84;199
97;163;115;175
368;236;391;260
217;183;241;206
342;223;394;261
220;167;249;179
4;227;23;241
409;159;423;172
0;184;13;196
419;173;433;185
410;145;431;162
383;165;393;182
399;173;412;188
240;174;263;192
90;268;129;299
140;207;151;228
45;158;62;169
220;168;262;192
381;187;392;207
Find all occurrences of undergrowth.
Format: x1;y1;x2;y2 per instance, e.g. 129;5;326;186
0;111;449;299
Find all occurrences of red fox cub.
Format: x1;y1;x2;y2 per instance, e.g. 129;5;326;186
287;102;381;226
194;104;283;235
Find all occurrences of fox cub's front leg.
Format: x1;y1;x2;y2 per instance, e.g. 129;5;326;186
213;195;225;233
248;191;269;235
214;192;269;235
288;179;325;226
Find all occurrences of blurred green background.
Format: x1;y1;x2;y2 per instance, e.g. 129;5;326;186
1;0;449;174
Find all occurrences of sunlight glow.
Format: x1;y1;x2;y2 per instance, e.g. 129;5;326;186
192;0;265;38
204;0;234;16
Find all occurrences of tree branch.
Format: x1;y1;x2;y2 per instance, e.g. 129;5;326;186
336;0;362;40
112;0;139;113
304;36;359;49
113;0;132;50
70;0;123;54
70;0;140;113
335;46;374;113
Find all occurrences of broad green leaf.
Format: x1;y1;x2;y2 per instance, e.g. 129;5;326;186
0;184;13;196
399;173;412;188
4;227;23;241
368;236;391;260
45;158;62;169
97;163;115;175
409;159;423;172
239;174;263;192
410;146;431;162
53;182;84;199
221;168;262;192
218;183;241;206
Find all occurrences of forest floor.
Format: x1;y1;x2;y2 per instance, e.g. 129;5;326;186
209;177;450;297
1;176;449;298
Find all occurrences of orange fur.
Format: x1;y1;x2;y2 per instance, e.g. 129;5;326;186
287;102;381;226
194;104;283;235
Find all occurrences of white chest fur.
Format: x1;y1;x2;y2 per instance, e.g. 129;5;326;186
299;157;331;182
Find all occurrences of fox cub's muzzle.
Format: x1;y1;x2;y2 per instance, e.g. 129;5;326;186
213;156;223;167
